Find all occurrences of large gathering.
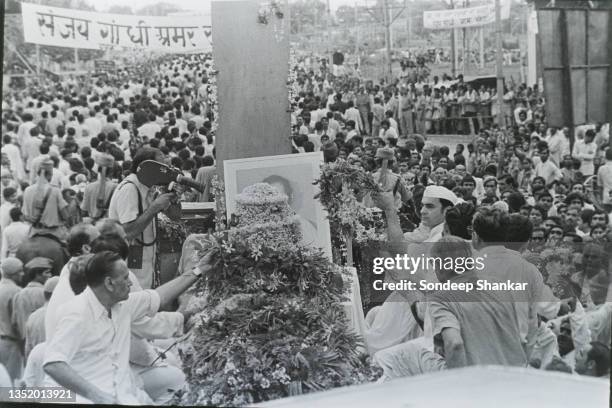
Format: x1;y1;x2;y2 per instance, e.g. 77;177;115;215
0;0;611;407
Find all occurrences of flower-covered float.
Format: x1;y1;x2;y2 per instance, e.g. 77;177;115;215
179;183;380;406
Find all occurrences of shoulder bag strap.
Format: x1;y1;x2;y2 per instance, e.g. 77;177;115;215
122;180;156;247
34;186;52;227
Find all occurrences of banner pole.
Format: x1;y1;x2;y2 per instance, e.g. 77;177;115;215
495;0;505;129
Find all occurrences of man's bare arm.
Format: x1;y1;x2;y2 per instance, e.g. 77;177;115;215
123;192;174;239
43;361;116;404
155;251;214;308
442;327;467;369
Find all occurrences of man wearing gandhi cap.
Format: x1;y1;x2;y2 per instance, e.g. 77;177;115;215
21;157;68;240
11;257;54;345
376;184;459;243
81;153;118;220
364;184;459;359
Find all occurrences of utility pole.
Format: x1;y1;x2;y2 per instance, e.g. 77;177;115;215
327;0;332;67
35;0;41;77
35;45;41;76
365;0;405;82
314;6;318;55
479;27;484;69
383;0;391;80
354;2;359;57
406;0;411;49
450;0;457;77
495;0;504;129
463;0;470;75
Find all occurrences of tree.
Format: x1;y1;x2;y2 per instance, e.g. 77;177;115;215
290;0;327;34
107;5;133;15
136;2;183;16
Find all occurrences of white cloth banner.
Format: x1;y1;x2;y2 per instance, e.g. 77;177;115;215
423;2;511;30
21;3;212;52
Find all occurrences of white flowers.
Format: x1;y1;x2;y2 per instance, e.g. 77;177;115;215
259;378;271;389
251;243;263;261
222;241;235;254
224;361;236;374
271;366;291;385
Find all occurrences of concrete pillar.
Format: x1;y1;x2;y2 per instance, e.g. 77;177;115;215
212;0;292;179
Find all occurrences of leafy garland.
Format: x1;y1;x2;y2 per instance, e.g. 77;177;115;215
315;160;386;246
211;174;226;228
179;233;381;406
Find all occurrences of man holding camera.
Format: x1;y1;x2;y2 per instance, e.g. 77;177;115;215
108;148;175;289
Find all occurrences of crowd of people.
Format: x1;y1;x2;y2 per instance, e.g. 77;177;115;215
0;48;610;403
288;53;611;383
294;53;546;136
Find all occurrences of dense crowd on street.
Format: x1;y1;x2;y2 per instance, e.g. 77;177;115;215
0;49;610;403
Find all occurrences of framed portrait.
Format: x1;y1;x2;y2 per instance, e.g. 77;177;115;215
223;152;332;259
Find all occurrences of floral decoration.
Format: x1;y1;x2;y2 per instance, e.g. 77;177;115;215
315;160;385;246
178;234;381;406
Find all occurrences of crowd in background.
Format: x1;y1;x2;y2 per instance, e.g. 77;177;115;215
0;49;610;400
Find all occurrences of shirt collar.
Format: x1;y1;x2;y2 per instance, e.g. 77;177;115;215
430;223;444;236
83;287;110;319
26;281;44;288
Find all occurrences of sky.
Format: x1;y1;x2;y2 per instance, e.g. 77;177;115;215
91;0;384;15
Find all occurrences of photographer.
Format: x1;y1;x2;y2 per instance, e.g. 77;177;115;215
108;147;175;289
21;157;69;241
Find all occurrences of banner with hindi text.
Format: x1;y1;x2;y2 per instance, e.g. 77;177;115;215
21;2;212;52
423;1;511;30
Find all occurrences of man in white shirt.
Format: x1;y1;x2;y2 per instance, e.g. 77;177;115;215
344;101;364;134
572;129;597;176
472;209;560;345
119;84;134;102
534;141;562;191
363;186;457;355
546;128;566;166
17;113;36;147
597;148;612;204
83;111;102;138
0;187;18;234
107;148;174;289
1;207;30;259
137;114;162;140
380;119;399;142
43;250;213;404
2;133;26;182
22;128;43;174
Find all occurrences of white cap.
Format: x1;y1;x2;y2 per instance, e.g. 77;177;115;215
423;185;459;205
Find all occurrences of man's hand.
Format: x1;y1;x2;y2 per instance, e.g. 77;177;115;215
150;192;175;213
196;249;216;276
372;192;396;212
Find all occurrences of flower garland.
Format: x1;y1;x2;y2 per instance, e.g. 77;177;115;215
157;212;187;243
178;234;381;406
315;160;385;246
211;174;226;229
